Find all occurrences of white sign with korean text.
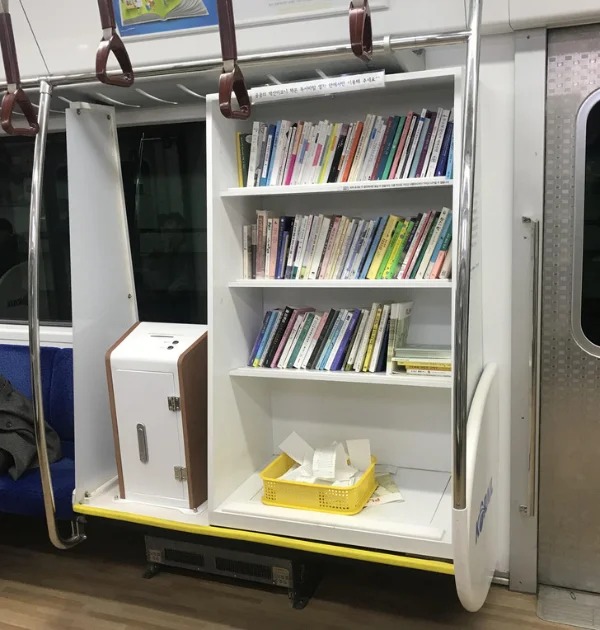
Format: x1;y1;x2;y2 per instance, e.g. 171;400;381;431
250;71;386;105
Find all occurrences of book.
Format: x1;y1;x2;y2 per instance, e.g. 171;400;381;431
248;310;273;366
242;225;252;279
369;304;390;372
236;131;252;187
253;309;280;366
362;304;383;372
366;216;399;280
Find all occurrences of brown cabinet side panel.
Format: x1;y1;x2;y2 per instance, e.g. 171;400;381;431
105;322;140;499
178;333;208;508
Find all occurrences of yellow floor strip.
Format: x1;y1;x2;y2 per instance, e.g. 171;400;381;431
74;504;454;575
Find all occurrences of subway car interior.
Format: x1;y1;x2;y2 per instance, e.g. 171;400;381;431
0;0;599;627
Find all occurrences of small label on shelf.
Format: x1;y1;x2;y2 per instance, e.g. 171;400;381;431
250;71;386;105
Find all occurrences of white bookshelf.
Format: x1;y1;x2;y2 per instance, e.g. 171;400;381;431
207;68;462;559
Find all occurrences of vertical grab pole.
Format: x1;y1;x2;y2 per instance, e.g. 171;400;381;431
28;80;85;550
452;0;483;511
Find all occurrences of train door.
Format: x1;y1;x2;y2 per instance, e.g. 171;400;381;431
538;23;600;624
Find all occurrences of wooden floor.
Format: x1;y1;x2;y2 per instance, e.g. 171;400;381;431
0;516;569;630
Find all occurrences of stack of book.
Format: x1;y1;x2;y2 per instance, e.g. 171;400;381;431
242;208;452;281
248;301;413;375
392;345;452;377
236;108;454;188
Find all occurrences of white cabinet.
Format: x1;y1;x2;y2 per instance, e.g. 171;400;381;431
107;322;208;510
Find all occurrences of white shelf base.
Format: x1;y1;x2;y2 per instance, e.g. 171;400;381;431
230;366;453;388
222;178;453;197
229;279;452;289
212;466;453;559
77;478;210;526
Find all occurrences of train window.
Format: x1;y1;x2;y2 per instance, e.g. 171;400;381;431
581;101;600;346
574;91;600;354
0;121;207;326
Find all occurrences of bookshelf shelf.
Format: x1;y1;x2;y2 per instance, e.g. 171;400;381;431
229;279;452;289
213;465;453;557
230;366;452;388
222;177;452;198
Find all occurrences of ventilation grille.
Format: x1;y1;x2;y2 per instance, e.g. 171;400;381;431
215;557;272;581
164;548;205;568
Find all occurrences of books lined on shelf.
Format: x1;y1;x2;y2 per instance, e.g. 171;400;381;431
248;301;413;375
242;208;453;281
238;108;454;188
391;345;452;377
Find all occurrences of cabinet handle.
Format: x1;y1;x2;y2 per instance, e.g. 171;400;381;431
216;0;251;120
96;0;134;88
0;1;38;136
349;0;373;62
522;217;540;518
137;424;149;464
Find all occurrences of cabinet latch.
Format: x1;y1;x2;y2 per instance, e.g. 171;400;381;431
174;466;188;482
168;396;181;412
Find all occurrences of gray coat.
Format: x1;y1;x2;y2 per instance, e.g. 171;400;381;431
0;376;62;480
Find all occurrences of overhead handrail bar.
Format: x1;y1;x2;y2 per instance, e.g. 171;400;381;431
27;80;85;550
216;0;250;119
0;30;469;93
0;0;37;135
452;0;482;511
349;0;373;61
96;0;134;87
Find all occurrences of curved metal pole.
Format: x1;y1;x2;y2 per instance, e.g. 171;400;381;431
452;0;482;510
28;79;85;550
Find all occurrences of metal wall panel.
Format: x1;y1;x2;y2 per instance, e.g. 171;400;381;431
539;24;600;591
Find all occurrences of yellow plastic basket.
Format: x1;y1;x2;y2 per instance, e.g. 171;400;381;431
260;453;377;515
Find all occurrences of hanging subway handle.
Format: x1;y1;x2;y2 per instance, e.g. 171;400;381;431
349;0;372;62
0;2;38;137
216;0;250;120
96;0;134;88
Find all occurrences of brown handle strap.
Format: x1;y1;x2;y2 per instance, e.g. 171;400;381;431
216;0;237;64
216;0;250;120
0;10;38;136
219;64;251;120
349;0;373;62
96;0;134;88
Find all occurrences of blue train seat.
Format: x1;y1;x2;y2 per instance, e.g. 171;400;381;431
0;345;74;519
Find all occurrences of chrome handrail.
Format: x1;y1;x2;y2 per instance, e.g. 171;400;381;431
27;79;85;549
452;0;482;511
522;217;540;518
0;31;470;93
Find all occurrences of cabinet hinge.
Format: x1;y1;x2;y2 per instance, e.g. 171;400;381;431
174;466;188;482
168;396;181;412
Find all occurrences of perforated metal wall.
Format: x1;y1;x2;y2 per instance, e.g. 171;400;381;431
539;25;600;591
